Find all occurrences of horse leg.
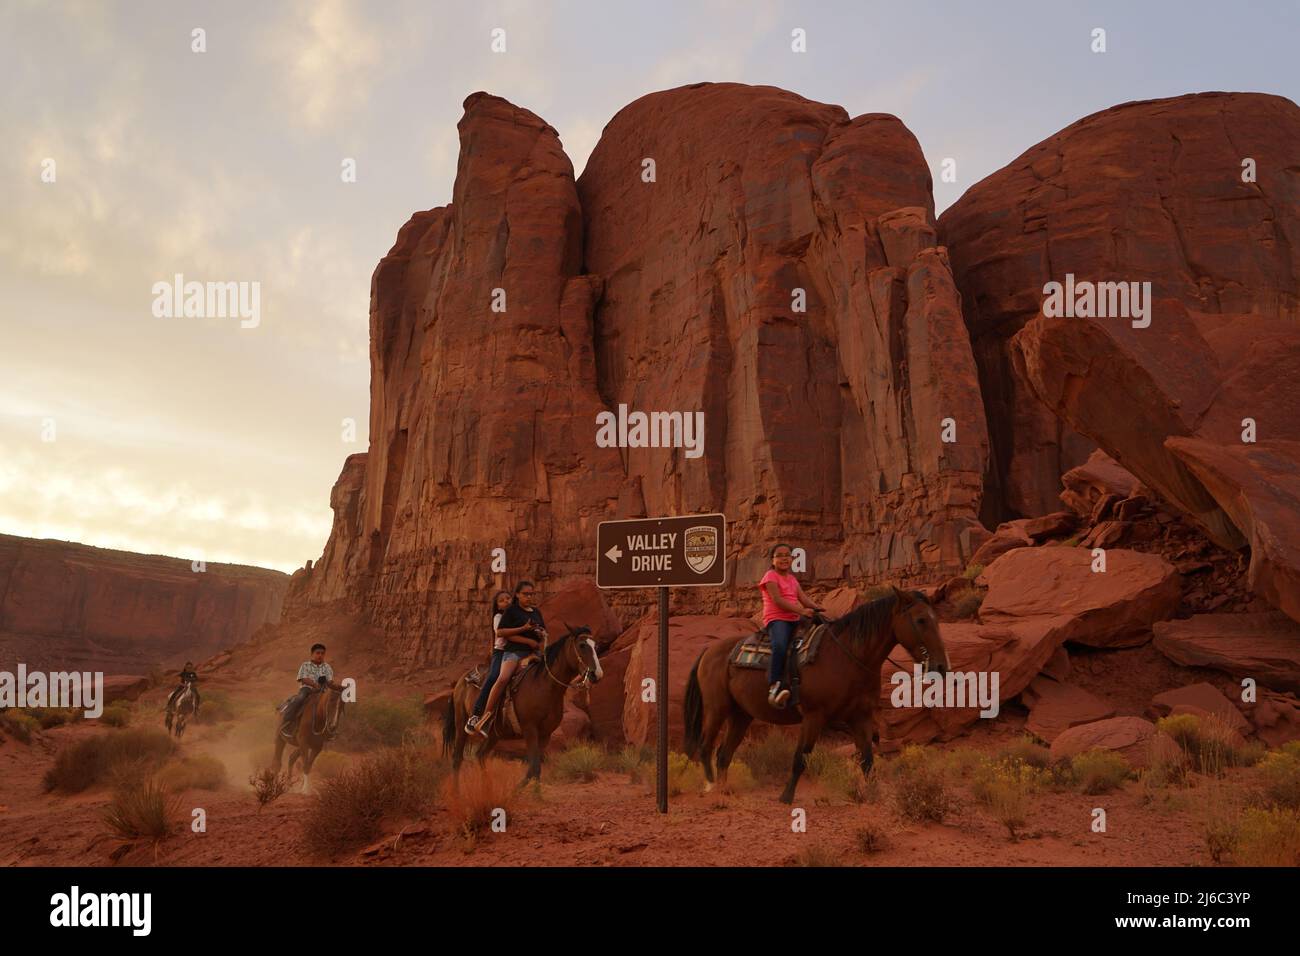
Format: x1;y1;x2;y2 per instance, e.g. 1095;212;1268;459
715;709;754;794
522;726;542;783
780;712;826;805
848;712;875;779
301;744;320;794
698;702;727;787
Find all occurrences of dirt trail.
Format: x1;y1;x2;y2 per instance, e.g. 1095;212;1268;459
0;705;1232;868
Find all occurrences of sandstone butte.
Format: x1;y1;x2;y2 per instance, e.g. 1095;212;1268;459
279;84;1300;676
0;533;287;675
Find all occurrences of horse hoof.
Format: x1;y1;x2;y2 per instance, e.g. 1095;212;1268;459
704;781;713;793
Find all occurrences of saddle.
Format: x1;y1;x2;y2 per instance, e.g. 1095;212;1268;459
464;656;537;739
730;622;828;708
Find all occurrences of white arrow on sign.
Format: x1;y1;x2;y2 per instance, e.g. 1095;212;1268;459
605;545;623;563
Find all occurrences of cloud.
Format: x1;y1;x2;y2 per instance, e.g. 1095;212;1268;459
269;0;383;132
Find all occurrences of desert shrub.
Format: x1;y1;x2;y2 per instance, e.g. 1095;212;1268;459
249;768;290;809
158;754;227;791
889;746;950;823
1156;713;1249;776
666;751;704;796
1143;732;1191;788
304;746;445;855
720;759;757;794
99;702;131;727
606;744;653;782
553;743;605;783
1257;748;1300;809
962;563;984;580
736;728;795;783
949;592;984;620
43;729;175;794
0;710;40;742
310;750;350;781
806;749;864;802
1234;807;1300;866
943;748;984;779
1070;748;1131;795
996;735;1052;769
25;707;81;729
102;775;182;845
854;821;890;854
440;757;522;836
792;845;842;867
332;697;425;751
971;757;1046;839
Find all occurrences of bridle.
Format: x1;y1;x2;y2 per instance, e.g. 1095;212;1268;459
539;624;599;689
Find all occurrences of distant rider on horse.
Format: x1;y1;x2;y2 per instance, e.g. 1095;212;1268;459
759;544;823;709
473;580;545;737
464;590;512;737
277;643;342;736
166;661;201;718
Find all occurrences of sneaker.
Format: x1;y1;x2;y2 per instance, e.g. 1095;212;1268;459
768;683;789;709
475;713;494;738
464;715;480;735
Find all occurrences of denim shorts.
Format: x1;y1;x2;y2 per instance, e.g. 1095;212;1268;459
502;650;527;663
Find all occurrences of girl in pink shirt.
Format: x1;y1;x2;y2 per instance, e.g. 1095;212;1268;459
758;543;823;708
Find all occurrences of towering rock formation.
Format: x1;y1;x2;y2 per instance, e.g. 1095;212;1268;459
292;84;990;663
0;534;287;673
939;92;1300;525
939;92;1300;621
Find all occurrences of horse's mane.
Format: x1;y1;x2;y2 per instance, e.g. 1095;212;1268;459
830;590;900;650
828;589;931;649
542;626;593;667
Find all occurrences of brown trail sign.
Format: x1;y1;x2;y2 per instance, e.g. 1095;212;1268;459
596;514;727;811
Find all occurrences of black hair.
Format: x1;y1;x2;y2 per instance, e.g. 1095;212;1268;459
769;543;794;559
491;590;512;621
310;643;326;653
514;580;534;599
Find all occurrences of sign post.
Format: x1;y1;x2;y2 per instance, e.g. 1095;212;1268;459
597;513;726;813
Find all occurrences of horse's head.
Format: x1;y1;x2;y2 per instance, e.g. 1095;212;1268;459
321;683;345;737
890;587;949;676
563;624;603;684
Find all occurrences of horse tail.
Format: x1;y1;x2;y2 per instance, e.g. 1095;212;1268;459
683;653;705;759
441;693;456;756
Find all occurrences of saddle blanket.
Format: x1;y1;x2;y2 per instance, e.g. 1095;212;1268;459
729;623;828;671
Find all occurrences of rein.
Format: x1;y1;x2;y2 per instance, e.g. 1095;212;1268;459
538;631;595;690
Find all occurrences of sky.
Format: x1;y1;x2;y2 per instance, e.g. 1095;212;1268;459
1;0;1296;573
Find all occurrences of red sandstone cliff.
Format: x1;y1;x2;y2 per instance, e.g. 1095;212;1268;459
0;534;288;674
289;84;992;664
939;91;1300;621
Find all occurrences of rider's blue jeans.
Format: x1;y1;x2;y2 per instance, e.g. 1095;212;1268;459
472;650;504;716
767;619;797;687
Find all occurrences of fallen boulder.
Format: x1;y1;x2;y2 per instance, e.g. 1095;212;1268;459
1152;612;1300;694
1049;716;1158;769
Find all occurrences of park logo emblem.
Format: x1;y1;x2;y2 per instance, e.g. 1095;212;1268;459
684;525;718;575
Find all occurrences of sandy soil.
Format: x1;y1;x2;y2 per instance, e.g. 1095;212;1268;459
0;693;1249;869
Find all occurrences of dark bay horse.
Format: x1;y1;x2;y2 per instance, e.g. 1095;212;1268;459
443;626;603;782
165;681;197;739
272;685;345;794
684;586;949;803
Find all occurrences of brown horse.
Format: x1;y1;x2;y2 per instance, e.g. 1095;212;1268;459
272;685;345;794
684;586;949;803
442;626;603;782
